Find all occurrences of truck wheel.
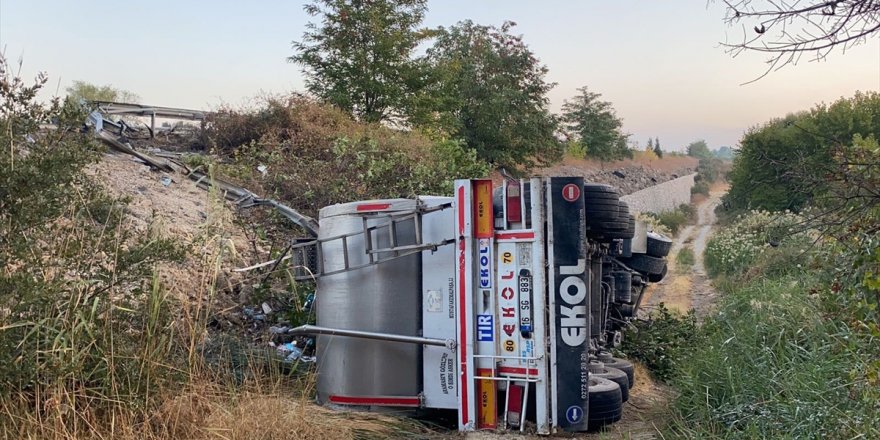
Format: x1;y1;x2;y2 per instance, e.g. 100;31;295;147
620;254;665;275
597;354;635;387
646;232;673;257
585;203;620;221
584;183;620;197
587;376;623;430
647;263;668;282
593;367;630;402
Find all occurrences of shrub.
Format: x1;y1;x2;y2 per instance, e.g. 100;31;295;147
620;304;701;382
0;57;189;434
204;95;490;220
691;179;710;196
646;203;695;235
704;209;809;276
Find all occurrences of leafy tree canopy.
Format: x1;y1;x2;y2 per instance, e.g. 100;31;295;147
725;91;880;212
561;86;630;161
420;20;561;172
686;139;712;159
66;80;140;104
289;0;430;123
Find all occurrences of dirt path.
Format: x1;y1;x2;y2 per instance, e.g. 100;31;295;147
639;188;725;318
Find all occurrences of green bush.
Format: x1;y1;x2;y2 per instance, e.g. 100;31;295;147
704;210;809;276
0;57;186;433
647;203;695;235
620;304;701;382
691;179;710;196
205;96;490;220
725;92;880;212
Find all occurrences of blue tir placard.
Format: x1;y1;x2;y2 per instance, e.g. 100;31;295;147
476;314;494;341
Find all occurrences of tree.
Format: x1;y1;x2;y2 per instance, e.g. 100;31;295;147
561;86;631;162
289;0;429;123
647;138;654;150
726;91;880;213
653;137;663;158
686;140;712;158
722;1;880;77
66;80;139;104
422;20;561;171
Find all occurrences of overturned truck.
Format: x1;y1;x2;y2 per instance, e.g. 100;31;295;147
289;177;671;434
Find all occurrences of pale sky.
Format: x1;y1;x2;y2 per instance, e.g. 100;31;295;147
1;0;878;150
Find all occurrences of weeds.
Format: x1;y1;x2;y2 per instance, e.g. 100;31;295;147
666;210;880;439
676;247;695;269
0;59;420;439
645;203;695;235
620;304;701;382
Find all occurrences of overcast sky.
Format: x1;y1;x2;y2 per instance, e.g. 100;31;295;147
1;0;878;150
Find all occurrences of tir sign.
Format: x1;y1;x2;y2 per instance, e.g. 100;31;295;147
473;180;493;238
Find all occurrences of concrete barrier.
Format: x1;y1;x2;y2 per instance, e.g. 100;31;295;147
620;173;696;214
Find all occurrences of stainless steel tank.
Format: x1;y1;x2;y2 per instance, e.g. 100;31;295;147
315;199;422;404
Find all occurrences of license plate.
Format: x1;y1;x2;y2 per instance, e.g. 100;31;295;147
518;272;533;333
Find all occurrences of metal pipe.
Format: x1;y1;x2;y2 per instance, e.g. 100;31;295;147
290;325;456;351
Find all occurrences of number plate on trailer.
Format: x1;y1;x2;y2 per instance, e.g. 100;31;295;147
518;271;533;333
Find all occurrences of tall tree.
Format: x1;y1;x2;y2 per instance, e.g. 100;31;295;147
686;139;712;158
289;0;429;123
420;21;561;171
561;86;630;161
653;137;663;158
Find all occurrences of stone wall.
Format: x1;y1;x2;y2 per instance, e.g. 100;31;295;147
620;173;696;214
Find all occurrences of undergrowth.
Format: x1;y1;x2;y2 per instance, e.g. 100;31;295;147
676;247;695;269
645;203;695;235
664;210;880;439
0;58;420;439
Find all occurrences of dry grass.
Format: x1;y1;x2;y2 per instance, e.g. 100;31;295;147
1;155;417;440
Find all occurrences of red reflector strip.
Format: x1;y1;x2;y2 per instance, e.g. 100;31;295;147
498;366;539;376
356;203;392;212
328;395;421;407
495;231;535;241
456;186;469;426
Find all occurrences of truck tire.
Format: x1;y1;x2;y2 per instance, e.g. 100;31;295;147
597;353;635;387
592;366;630;402
620;254;665;275
646;232;673;258
647;263;668;283
585;204;620;221
587;376;623;430
584;183;619;196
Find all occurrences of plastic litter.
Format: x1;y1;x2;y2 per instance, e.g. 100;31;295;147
160;176;172;186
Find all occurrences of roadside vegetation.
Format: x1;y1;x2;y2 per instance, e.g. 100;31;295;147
675;247;695;269
643;203;695;235
625;92;880;438
0;58;429;440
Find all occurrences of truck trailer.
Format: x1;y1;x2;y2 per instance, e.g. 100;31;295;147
288;176;672;434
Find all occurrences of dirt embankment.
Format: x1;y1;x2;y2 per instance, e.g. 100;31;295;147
535;155;698;195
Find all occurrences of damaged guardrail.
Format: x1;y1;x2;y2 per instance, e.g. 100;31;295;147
89;108;320;237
